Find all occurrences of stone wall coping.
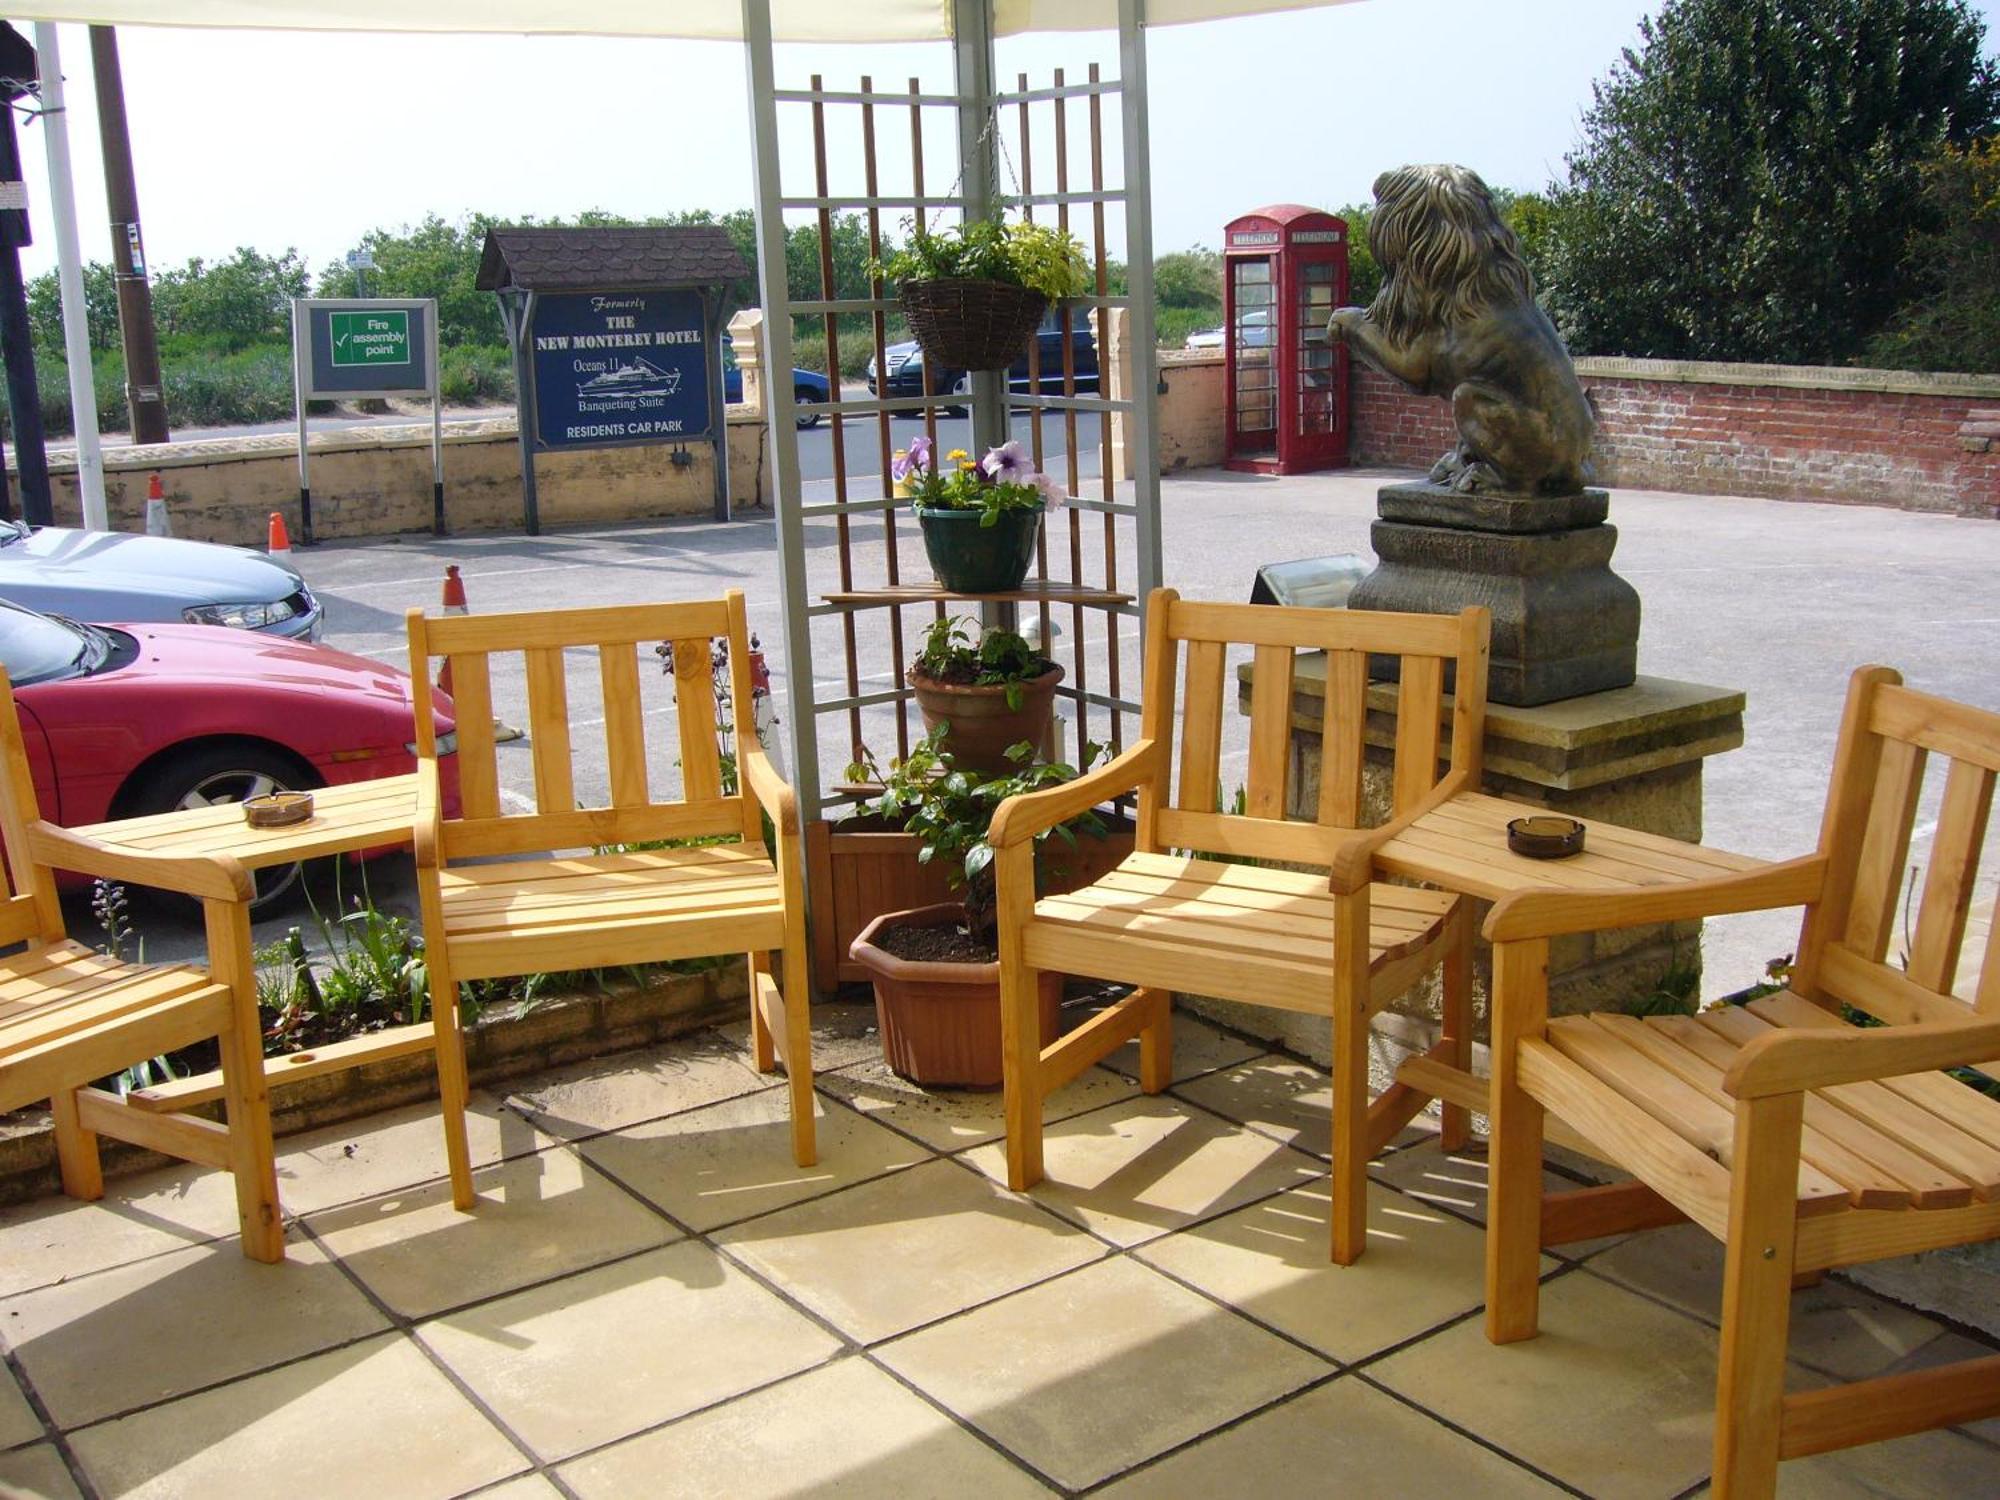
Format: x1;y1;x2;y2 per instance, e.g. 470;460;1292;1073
1572;355;2000;399
1245;657;1746;791
1158;347;1225;369
43;404;765;477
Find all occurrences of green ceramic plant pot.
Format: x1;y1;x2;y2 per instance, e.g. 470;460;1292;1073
915;505;1044;594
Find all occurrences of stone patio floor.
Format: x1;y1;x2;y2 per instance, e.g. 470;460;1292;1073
0;1001;1994;1500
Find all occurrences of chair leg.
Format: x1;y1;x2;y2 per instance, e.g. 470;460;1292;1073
205;897;283;1264
1136;986;1174;1094
1000;957;1045;1192
1486;938;1548;1343
1439;902;1474;1152
748;949;777;1074
1713;1094;1803;1500
432;976;477;1212
780;933;816;1169
49;1089;104;1202
1330;891;1370;1265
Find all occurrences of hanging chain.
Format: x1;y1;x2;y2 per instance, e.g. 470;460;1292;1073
921;101;1024;236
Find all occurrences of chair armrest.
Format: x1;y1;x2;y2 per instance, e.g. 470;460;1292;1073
28;822;251;903
413;756;443;871
1325;772;1472;896
1726;1015;2000;1099
988;739;1162;852
1482;854;1826;944
740;745;799;840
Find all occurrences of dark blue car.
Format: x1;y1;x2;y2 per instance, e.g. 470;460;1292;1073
721;336;831;429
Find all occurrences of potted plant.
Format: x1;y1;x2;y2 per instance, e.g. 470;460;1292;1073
845;728;1105;1089
895;436;1065;594
907;615;1063;775
872;218;1091;373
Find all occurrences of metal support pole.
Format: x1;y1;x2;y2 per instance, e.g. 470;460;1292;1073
88;25;168;446
502;291;540;536
1119;0;1165;607
742;0;820;819
952;0;1011;632
290;299;311;541
706;289;730;522
426;304;443;533
33;24;105;530
0;96;49;525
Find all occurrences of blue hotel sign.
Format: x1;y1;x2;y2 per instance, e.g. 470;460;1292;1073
529;290;711;451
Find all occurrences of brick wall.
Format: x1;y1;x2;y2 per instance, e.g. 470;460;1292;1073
1347;358;2000;519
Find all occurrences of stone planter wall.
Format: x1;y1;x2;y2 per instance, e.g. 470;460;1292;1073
0;960;746;1208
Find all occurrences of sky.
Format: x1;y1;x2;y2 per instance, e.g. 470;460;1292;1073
9;0;2000;283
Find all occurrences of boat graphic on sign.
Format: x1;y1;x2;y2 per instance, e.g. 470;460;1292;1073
577;357;682;400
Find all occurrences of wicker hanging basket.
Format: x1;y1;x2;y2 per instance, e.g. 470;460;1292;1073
899;278;1048;373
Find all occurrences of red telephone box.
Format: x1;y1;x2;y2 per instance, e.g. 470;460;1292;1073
1223;204;1349;475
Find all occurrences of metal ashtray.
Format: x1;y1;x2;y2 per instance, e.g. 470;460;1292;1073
242;791;314;828
1507;814;1585;859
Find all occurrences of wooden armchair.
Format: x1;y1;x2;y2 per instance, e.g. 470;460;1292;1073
992;586;1491;1262
0;672;281;1262
407;593;813;1211
1481;666;2000;1497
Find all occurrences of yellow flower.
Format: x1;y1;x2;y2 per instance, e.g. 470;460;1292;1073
947;448;969;461
959;461;977;471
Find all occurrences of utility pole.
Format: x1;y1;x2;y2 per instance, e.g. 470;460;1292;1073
89;25;168;445
0;24;49;524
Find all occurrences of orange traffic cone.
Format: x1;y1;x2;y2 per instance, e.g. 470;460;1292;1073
435;566;466;699
144;473;171;537
268;511;292;562
433;564;521;742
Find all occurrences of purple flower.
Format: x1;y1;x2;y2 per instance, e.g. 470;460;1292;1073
1033;472;1067;511
980;439;1034;484
891;435;932;482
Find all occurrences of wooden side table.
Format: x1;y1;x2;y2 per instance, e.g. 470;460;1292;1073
70;775;435;1115
1368;790;1766;1138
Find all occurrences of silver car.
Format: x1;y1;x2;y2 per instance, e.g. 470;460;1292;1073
0;521;321;640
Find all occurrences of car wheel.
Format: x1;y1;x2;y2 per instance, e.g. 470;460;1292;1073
136;744;321;914
794;386;822;430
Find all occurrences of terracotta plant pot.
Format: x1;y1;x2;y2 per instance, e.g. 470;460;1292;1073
909;662;1063;776
848;903;1062;1090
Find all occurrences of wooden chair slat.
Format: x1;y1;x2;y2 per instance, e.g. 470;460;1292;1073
1317;649;1366;829
447;654;501;821
423;599;732;656
672;637;725;804
598;643;650;808
1153;808;1343;866
1978;894;2000;1016
1393;654;1444;816
1170;597;1464;655
1175;638;1225;813
441;802;744;860
1243;644;1294;820
1907;757;1994;993
524;647;575;815
1870;683;2000;775
1844;735;1927;962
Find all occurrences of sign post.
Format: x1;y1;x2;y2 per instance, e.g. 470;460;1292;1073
291;297;442;542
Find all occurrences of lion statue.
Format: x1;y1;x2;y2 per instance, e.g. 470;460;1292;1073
1328;163;1593;497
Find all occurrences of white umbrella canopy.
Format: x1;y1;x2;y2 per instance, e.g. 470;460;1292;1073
9;0;1358;39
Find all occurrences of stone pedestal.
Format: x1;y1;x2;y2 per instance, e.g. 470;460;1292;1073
1348;480;1640;707
1182;662;1744;1085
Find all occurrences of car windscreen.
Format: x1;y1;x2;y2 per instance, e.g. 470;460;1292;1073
0;600;89;684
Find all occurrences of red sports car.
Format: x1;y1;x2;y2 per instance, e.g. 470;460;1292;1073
0;598;459;910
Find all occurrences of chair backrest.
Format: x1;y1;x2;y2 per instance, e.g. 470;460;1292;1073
1134;587;1491;866
1796;666;2000;1026
407;592;763;861
0;672;68;949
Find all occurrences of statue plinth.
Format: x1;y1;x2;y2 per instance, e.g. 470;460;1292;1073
1349;480;1640;707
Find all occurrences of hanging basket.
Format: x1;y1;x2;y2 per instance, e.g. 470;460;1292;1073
899;278;1048;373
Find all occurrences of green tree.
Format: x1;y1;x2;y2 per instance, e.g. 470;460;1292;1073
152;247;309;349
26;261;118;351
1153;247;1220;309
317;213;502;347
1542;0;2000;363
1867;136;2000;371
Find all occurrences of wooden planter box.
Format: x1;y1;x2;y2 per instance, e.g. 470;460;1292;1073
804;812;1136;993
